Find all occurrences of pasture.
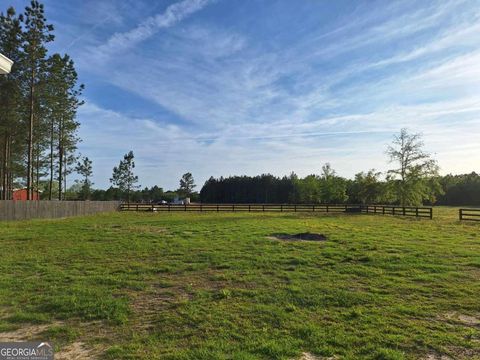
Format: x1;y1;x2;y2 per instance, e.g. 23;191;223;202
0;207;478;359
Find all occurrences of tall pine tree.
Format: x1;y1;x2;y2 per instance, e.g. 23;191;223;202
44;53;83;200
0;7;24;200
21;0;54;199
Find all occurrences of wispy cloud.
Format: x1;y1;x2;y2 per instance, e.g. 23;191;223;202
88;0;214;63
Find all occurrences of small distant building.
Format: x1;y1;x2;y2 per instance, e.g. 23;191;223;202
171;196;190;205
13;189;40;201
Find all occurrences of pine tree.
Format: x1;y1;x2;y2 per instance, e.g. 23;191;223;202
0;7;24;199
110;151;140;202
44;54;83;200
21;0;54;199
178;172;196;197
75;156;93;200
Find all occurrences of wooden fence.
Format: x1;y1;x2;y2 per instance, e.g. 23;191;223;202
459;208;480;222
120;203;433;218
361;205;433;219
120;203;361;213
0;201;121;221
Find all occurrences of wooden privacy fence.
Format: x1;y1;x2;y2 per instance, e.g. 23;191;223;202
459;208;480;221
120;203;433;219
0;201;121;221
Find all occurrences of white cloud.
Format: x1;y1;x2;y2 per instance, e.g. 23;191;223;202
87;0;213;64
76;94;480;190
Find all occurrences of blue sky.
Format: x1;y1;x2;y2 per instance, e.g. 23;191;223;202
7;0;480;190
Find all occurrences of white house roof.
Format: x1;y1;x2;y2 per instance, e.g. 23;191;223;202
0;53;13;74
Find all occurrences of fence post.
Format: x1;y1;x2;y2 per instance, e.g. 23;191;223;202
184;204;187;212
416;207;419;217
217;204;219;212
382;206;385;215
430;208;433;220
393;207;395;216
136;204;139;211
326;205;329;213
232;204;235;212
403;207;406;216
168;204;171;212
200;204;203;212
281;205;283;212
263;205;265;212
312;205;315;212
294;205;297;212
459;209;462;221
249;205;251;212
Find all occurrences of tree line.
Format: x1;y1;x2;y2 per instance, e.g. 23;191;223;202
0;1;84;200
200;171;477;206
200;129;477;206
63;129;478;207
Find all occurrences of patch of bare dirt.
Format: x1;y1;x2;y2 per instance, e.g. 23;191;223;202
448;346;480;359
0;322;62;342
130;271;246;332
423;345;480;360
444;312;480;326
294;353;337;360
270;232;327;241
130;279;194;332
298;353;322;360
0;322;106;359
55;341;101;360
423;354;454;360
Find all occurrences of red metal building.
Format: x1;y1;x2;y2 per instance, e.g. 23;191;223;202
12;189;40;201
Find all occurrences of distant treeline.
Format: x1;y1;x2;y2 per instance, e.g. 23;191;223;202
55;129;478;207
437;173;480;205
62;171;480;206
200;171;480;206
85;185;200;203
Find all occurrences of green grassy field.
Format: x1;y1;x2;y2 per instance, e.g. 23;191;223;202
0;207;478;359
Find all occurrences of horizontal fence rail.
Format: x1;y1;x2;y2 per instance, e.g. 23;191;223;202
361;205;433;219
120;203;360;213
120;203;433;219
459;208;480;221
0;201;121;221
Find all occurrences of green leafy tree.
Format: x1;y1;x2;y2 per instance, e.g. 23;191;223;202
295;175;321;203
75;156;93;200
178;172;196;197
110;151;140;202
351;170;385;204
387;128;442;206
319;163;347;203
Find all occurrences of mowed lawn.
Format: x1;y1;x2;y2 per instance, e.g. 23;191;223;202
0;208;479;359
